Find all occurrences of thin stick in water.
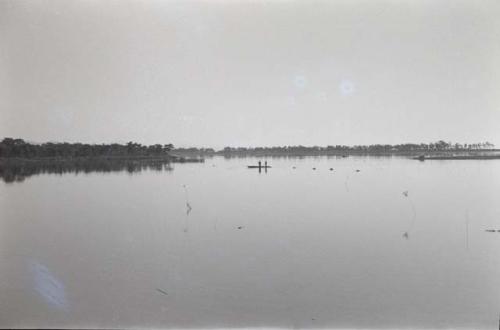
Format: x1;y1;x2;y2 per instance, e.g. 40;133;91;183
402;190;417;235
183;184;192;215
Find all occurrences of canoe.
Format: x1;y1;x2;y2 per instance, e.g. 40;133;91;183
247;165;272;169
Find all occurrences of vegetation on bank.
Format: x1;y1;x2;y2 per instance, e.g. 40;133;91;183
1;138;496;159
0;138;175;159
174;140;497;156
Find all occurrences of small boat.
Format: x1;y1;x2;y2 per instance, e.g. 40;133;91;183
248;161;271;169
247;165;272;169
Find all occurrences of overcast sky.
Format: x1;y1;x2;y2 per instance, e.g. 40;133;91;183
1;0;499;148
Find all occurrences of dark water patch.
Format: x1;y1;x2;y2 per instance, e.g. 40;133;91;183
0;157;176;183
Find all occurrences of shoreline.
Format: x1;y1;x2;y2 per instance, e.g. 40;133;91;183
172;149;500;158
414;154;500;160
0;155;204;164
2;150;499;162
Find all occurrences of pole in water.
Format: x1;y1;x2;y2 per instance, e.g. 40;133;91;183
401;190;416;239
183;184;192;215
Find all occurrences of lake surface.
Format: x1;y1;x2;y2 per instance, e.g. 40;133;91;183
1;156;500;329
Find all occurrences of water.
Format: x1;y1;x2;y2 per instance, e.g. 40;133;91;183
1;156;500;329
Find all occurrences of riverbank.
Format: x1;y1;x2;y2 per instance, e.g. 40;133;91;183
0;155;204;165
172;149;500;159
414;154;500;160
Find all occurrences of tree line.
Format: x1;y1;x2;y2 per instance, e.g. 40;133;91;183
0;138;174;158
1;138;495;158
175;140;496;156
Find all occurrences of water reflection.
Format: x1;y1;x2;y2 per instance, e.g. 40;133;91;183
1;156;499;329
0;158;174;183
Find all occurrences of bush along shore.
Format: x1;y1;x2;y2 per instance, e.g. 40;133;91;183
1;138;497;160
0;138;203;163
172;140;498;158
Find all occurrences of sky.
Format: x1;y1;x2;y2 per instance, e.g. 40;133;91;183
1;0;499;148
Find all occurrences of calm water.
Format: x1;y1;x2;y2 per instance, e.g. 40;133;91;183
1;156;500;329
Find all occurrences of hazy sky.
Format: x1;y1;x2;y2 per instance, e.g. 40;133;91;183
1;0;499;148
